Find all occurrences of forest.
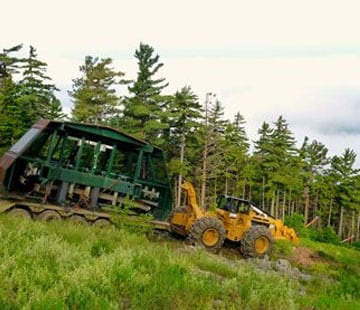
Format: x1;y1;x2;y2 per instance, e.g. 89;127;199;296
1;43;359;245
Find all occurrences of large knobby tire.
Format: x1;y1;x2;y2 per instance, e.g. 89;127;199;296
240;225;274;258
7;208;32;219
38;210;62;221
189;217;226;252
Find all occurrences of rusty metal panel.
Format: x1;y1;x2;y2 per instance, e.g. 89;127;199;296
0;119;50;184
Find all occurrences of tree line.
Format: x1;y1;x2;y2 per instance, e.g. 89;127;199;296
1;43;359;243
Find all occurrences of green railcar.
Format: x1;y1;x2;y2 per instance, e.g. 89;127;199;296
0;119;173;223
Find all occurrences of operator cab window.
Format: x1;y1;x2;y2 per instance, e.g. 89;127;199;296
238;201;250;214
224;198;238;213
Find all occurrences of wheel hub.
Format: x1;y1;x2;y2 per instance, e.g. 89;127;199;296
255;236;269;254
202;228;219;247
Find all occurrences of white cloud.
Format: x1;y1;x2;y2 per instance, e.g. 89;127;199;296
2;0;360;163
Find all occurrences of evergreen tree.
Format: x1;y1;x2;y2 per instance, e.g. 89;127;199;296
222;112;249;197
329;149;360;238
166;86;202;207
122;43;170;143
199;93;227;207
17;46;63;122
0;45;27;152
70;56;124;124
300;137;329;224
270;116;301;219
253;121;274;209
253;116;301;217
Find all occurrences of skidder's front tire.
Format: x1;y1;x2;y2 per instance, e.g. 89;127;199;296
240;226;274;258
189;217;226;252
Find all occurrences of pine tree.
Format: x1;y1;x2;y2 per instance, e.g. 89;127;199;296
166;86;202;207
253;116;301;217
329;149;360;238
0;45;28;152
300;137;329;224
199;93;227;207
70;56;124;124
18;46;63;122
122;43;170;143
253;121;274;209
222;112;249;197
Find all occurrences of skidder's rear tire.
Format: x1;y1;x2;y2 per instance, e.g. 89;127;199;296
189;217;226;252
240;226;274;258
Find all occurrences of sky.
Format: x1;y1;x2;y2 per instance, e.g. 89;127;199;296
2;0;360;163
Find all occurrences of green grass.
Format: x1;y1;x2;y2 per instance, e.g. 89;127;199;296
0;215;359;309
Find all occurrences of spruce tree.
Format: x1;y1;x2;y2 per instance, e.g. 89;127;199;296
0;45;27;152
199;94;227;207
253;121;274;209
329;149;360;238
18;46;63;122
300;137;329;224
167;86;202;206
70;56;124;124
122;43;170;143
223;112;249;197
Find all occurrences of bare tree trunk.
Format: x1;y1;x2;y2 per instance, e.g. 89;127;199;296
327;198;333;226
356;211;360;241
200;142;207;207
313;189;319;228
275;189;280;219
225;167;228;195
173;178;178;208
282;190;286;222
262;176;265;209
270;190;275;217
351;210;355;240
288;189;292;216
304;186;310;225
200;94;211;207
338;206;344;238
176;135;186;208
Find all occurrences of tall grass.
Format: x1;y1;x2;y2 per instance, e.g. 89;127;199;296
0;215;359;309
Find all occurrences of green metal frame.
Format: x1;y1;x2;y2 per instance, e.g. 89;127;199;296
0;120;173;220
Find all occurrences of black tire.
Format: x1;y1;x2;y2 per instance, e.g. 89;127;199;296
240;226;274;258
69;215;89;225
189;217;226;252
93;218;111;227
7;208;32;219
38;210;62;221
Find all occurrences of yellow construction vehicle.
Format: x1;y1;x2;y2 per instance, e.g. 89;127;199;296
0;120;298;258
169;181;299;258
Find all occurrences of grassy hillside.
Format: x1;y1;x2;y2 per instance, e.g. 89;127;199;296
0;215;359;309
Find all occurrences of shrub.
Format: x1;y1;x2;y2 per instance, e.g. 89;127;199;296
272;240;294;258
284;213;309;237
311;226;340;245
